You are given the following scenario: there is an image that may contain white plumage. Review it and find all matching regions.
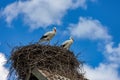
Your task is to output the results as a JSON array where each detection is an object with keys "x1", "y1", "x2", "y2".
[
  {"x1": 39, "y1": 27, "x2": 56, "y2": 44},
  {"x1": 61, "y1": 37, "x2": 74, "y2": 50}
]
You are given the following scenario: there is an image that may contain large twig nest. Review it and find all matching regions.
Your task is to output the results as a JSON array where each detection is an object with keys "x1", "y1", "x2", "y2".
[{"x1": 9, "y1": 44, "x2": 86, "y2": 80}]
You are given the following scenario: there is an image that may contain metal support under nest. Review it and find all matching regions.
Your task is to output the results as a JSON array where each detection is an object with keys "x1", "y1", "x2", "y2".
[{"x1": 26, "y1": 68, "x2": 48, "y2": 80}]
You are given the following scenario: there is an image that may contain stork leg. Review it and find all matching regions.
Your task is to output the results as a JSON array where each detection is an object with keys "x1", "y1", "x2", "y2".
[{"x1": 48, "y1": 41, "x2": 50, "y2": 45}]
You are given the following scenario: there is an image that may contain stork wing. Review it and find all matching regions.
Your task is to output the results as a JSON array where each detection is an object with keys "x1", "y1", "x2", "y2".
[
  {"x1": 61, "y1": 40, "x2": 69, "y2": 47},
  {"x1": 40, "y1": 31, "x2": 53, "y2": 39},
  {"x1": 40, "y1": 35, "x2": 48, "y2": 40}
]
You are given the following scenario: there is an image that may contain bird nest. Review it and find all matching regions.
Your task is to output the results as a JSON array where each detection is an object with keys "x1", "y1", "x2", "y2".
[{"x1": 8, "y1": 44, "x2": 86, "y2": 80}]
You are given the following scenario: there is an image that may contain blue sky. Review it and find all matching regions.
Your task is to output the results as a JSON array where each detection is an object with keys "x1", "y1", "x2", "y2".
[{"x1": 0, "y1": 0, "x2": 120, "y2": 80}]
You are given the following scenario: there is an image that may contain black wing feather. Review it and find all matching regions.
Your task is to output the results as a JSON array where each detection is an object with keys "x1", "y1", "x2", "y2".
[
  {"x1": 61, "y1": 42, "x2": 67, "y2": 47},
  {"x1": 40, "y1": 35, "x2": 48, "y2": 40},
  {"x1": 61, "y1": 44, "x2": 65, "y2": 47}
]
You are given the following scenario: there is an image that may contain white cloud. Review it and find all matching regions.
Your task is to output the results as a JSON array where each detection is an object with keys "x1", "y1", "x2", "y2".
[
  {"x1": 0, "y1": 52, "x2": 9, "y2": 80},
  {"x1": 105, "y1": 42, "x2": 120, "y2": 64},
  {"x1": 83, "y1": 42, "x2": 120, "y2": 80},
  {"x1": 71, "y1": 0, "x2": 87, "y2": 9},
  {"x1": 69, "y1": 17, "x2": 111, "y2": 40},
  {"x1": 84, "y1": 63, "x2": 120, "y2": 80},
  {"x1": 68, "y1": 17, "x2": 120, "y2": 80},
  {"x1": 1, "y1": 0, "x2": 93, "y2": 30}
]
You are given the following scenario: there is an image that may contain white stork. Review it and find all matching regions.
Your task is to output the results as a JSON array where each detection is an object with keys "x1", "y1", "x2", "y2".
[
  {"x1": 61, "y1": 36, "x2": 74, "y2": 50},
  {"x1": 39, "y1": 27, "x2": 56, "y2": 44}
]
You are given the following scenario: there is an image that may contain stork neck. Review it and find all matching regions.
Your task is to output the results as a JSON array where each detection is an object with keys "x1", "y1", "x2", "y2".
[{"x1": 70, "y1": 38, "x2": 73, "y2": 42}]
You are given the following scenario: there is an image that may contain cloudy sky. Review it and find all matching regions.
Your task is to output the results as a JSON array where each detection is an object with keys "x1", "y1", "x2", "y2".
[{"x1": 0, "y1": 0, "x2": 120, "y2": 80}]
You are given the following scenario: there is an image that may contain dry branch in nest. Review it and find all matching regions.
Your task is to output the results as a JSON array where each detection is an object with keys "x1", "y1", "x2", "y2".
[{"x1": 8, "y1": 44, "x2": 87, "y2": 80}]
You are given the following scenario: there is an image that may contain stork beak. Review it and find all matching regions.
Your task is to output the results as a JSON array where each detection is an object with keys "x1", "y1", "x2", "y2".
[
  {"x1": 53, "y1": 27, "x2": 56, "y2": 32},
  {"x1": 54, "y1": 29, "x2": 56, "y2": 32}
]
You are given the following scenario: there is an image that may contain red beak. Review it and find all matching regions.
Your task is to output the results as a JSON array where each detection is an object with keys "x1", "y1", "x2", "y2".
[{"x1": 54, "y1": 29, "x2": 56, "y2": 32}]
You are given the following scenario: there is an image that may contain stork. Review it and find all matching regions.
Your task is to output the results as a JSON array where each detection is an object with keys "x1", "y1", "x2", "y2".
[
  {"x1": 61, "y1": 36, "x2": 74, "y2": 50},
  {"x1": 39, "y1": 27, "x2": 56, "y2": 44}
]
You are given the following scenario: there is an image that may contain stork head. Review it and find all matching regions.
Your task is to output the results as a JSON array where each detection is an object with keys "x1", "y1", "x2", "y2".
[
  {"x1": 53, "y1": 27, "x2": 56, "y2": 32},
  {"x1": 70, "y1": 36, "x2": 74, "y2": 41}
]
